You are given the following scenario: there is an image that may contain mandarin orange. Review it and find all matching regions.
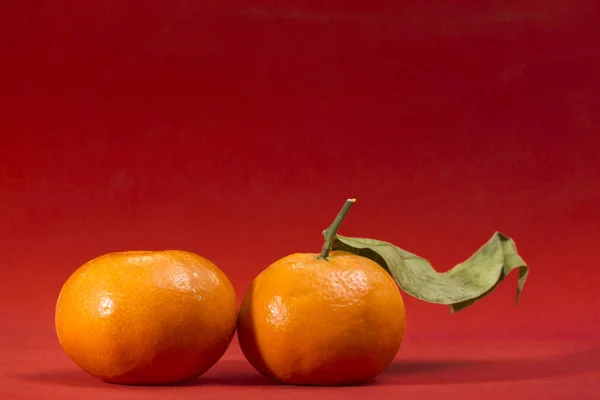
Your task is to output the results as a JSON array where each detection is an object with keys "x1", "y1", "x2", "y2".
[
  {"x1": 237, "y1": 199, "x2": 406, "y2": 385},
  {"x1": 55, "y1": 250, "x2": 237, "y2": 385}
]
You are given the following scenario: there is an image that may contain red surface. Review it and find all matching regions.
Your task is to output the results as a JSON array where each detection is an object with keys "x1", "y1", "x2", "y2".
[{"x1": 1, "y1": 1, "x2": 600, "y2": 398}]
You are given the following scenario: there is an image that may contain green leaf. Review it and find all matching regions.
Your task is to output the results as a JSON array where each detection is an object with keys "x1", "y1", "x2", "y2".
[{"x1": 330, "y1": 232, "x2": 529, "y2": 313}]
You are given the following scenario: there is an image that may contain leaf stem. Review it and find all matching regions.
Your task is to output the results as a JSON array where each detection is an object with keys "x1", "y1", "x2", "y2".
[{"x1": 318, "y1": 198, "x2": 357, "y2": 260}]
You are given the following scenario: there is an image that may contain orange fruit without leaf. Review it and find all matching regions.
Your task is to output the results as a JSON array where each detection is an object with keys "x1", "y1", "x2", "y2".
[
  {"x1": 55, "y1": 250, "x2": 238, "y2": 385},
  {"x1": 237, "y1": 199, "x2": 406, "y2": 385}
]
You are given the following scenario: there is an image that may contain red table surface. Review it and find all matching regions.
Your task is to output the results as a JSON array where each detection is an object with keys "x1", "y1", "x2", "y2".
[{"x1": 1, "y1": 1, "x2": 600, "y2": 398}]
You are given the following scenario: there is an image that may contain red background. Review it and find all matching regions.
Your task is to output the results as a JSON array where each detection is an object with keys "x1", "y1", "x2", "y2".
[{"x1": 1, "y1": 1, "x2": 599, "y2": 398}]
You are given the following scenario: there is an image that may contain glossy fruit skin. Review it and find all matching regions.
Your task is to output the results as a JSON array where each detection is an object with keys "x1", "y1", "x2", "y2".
[
  {"x1": 55, "y1": 250, "x2": 238, "y2": 385},
  {"x1": 237, "y1": 250, "x2": 406, "y2": 386}
]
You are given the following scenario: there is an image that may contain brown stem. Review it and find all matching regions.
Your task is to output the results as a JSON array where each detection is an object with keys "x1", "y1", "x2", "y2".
[{"x1": 318, "y1": 198, "x2": 356, "y2": 260}]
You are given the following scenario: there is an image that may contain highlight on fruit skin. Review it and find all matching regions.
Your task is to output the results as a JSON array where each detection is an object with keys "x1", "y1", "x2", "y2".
[
  {"x1": 237, "y1": 198, "x2": 407, "y2": 386},
  {"x1": 55, "y1": 250, "x2": 238, "y2": 385}
]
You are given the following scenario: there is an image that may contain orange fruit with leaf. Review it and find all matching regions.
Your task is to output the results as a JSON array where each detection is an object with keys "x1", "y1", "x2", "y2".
[
  {"x1": 55, "y1": 250, "x2": 238, "y2": 385},
  {"x1": 238, "y1": 199, "x2": 529, "y2": 385}
]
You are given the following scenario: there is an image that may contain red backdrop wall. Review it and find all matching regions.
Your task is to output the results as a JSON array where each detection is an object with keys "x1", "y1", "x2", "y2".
[{"x1": 2, "y1": 0, "x2": 599, "y2": 369}]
